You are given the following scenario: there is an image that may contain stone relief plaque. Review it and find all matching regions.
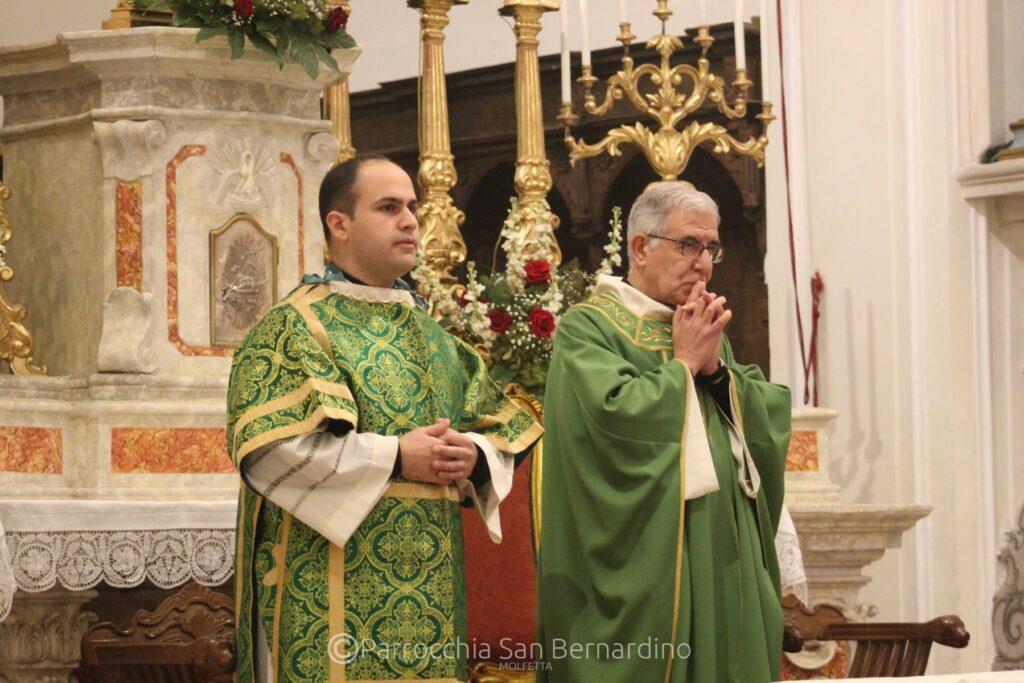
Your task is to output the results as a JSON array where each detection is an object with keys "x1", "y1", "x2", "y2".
[{"x1": 209, "y1": 214, "x2": 278, "y2": 347}]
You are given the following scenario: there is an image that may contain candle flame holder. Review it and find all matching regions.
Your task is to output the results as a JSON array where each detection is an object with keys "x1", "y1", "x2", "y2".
[{"x1": 560, "y1": 0, "x2": 773, "y2": 181}]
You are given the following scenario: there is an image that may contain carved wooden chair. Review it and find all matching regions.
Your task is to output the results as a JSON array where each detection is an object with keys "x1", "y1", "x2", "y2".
[
  {"x1": 76, "y1": 582, "x2": 236, "y2": 683},
  {"x1": 781, "y1": 594, "x2": 971, "y2": 678}
]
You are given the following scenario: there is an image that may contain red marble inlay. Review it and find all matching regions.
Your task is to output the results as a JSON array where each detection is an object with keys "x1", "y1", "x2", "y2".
[
  {"x1": 111, "y1": 427, "x2": 233, "y2": 474},
  {"x1": 115, "y1": 180, "x2": 143, "y2": 290},
  {"x1": 0, "y1": 427, "x2": 63, "y2": 474},
  {"x1": 786, "y1": 430, "x2": 819, "y2": 472},
  {"x1": 280, "y1": 152, "x2": 305, "y2": 275},
  {"x1": 165, "y1": 145, "x2": 231, "y2": 357}
]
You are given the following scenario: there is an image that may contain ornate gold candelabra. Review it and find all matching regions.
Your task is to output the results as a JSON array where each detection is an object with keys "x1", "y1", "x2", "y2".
[
  {"x1": 102, "y1": 0, "x2": 173, "y2": 29},
  {"x1": 500, "y1": 0, "x2": 563, "y2": 267},
  {"x1": 324, "y1": 0, "x2": 356, "y2": 165},
  {"x1": 558, "y1": 0, "x2": 774, "y2": 181},
  {"x1": 0, "y1": 182, "x2": 46, "y2": 375},
  {"x1": 409, "y1": 0, "x2": 468, "y2": 291}
]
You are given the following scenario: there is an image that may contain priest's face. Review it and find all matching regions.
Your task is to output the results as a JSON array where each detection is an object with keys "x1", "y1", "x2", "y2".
[
  {"x1": 326, "y1": 160, "x2": 420, "y2": 286},
  {"x1": 630, "y1": 208, "x2": 718, "y2": 307}
]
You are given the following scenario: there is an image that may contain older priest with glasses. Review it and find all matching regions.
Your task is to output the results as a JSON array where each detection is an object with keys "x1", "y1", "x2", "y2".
[{"x1": 537, "y1": 183, "x2": 792, "y2": 682}]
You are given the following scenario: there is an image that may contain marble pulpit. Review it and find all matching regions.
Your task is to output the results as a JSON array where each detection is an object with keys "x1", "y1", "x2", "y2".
[{"x1": 0, "y1": 26, "x2": 356, "y2": 682}]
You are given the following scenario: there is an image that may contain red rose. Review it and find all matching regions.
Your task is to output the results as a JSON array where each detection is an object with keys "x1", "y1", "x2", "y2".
[
  {"x1": 527, "y1": 308, "x2": 556, "y2": 338},
  {"x1": 233, "y1": 0, "x2": 254, "y2": 19},
  {"x1": 326, "y1": 7, "x2": 349, "y2": 33},
  {"x1": 524, "y1": 259, "x2": 552, "y2": 286},
  {"x1": 487, "y1": 309, "x2": 513, "y2": 334}
]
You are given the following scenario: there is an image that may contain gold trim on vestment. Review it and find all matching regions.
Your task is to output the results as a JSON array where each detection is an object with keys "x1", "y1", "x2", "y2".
[
  {"x1": 234, "y1": 404, "x2": 359, "y2": 468},
  {"x1": 292, "y1": 284, "x2": 337, "y2": 364},
  {"x1": 575, "y1": 296, "x2": 673, "y2": 351},
  {"x1": 382, "y1": 481, "x2": 460, "y2": 502},
  {"x1": 236, "y1": 486, "x2": 264, "y2": 683},
  {"x1": 271, "y1": 511, "x2": 292, "y2": 681},
  {"x1": 329, "y1": 541, "x2": 346, "y2": 682},
  {"x1": 468, "y1": 399, "x2": 521, "y2": 432},
  {"x1": 665, "y1": 358, "x2": 689, "y2": 683},
  {"x1": 232, "y1": 376, "x2": 356, "y2": 444},
  {"x1": 479, "y1": 419, "x2": 545, "y2": 454},
  {"x1": 727, "y1": 367, "x2": 746, "y2": 435}
]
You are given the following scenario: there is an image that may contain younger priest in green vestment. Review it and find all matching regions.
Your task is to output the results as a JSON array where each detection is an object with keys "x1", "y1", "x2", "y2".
[
  {"x1": 228, "y1": 156, "x2": 542, "y2": 683},
  {"x1": 537, "y1": 183, "x2": 791, "y2": 682}
]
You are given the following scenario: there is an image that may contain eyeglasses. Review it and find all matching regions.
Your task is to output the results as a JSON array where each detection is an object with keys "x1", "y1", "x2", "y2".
[{"x1": 646, "y1": 234, "x2": 725, "y2": 263}]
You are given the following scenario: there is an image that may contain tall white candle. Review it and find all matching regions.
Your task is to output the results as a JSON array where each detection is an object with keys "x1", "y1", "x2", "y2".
[
  {"x1": 560, "y1": 4, "x2": 571, "y2": 102},
  {"x1": 699, "y1": 0, "x2": 708, "y2": 26},
  {"x1": 759, "y1": 0, "x2": 771, "y2": 99},
  {"x1": 578, "y1": 0, "x2": 591, "y2": 68},
  {"x1": 618, "y1": 0, "x2": 628, "y2": 26},
  {"x1": 734, "y1": 0, "x2": 746, "y2": 71}
]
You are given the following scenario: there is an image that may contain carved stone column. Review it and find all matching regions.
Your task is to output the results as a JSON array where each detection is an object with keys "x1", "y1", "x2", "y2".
[
  {"x1": 993, "y1": 502, "x2": 1024, "y2": 670},
  {"x1": 500, "y1": 0, "x2": 562, "y2": 266},
  {"x1": 0, "y1": 588, "x2": 97, "y2": 683},
  {"x1": 408, "y1": 0, "x2": 468, "y2": 286}
]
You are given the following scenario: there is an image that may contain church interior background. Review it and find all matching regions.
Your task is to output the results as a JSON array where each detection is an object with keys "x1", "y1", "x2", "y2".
[{"x1": 0, "y1": 0, "x2": 1022, "y2": 680}]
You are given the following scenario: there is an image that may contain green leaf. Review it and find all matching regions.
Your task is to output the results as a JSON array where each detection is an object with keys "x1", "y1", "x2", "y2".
[
  {"x1": 248, "y1": 31, "x2": 284, "y2": 66},
  {"x1": 276, "y1": 30, "x2": 290, "y2": 58},
  {"x1": 227, "y1": 28, "x2": 245, "y2": 59},
  {"x1": 331, "y1": 30, "x2": 357, "y2": 49},
  {"x1": 289, "y1": 41, "x2": 320, "y2": 79},
  {"x1": 310, "y1": 42, "x2": 339, "y2": 73},
  {"x1": 195, "y1": 25, "x2": 227, "y2": 42}
]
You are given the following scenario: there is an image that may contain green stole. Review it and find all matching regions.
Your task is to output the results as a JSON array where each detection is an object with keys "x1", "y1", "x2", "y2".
[
  {"x1": 228, "y1": 283, "x2": 542, "y2": 682},
  {"x1": 537, "y1": 290, "x2": 791, "y2": 683}
]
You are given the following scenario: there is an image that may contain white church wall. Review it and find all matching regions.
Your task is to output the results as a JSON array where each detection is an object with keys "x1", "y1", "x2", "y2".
[{"x1": 772, "y1": 0, "x2": 1022, "y2": 673}]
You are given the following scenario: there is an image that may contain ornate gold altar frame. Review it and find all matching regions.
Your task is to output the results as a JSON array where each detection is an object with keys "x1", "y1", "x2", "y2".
[
  {"x1": 0, "y1": 181, "x2": 46, "y2": 375},
  {"x1": 208, "y1": 213, "x2": 279, "y2": 348}
]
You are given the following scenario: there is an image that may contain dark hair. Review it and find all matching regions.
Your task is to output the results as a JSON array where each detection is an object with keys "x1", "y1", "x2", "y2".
[{"x1": 318, "y1": 153, "x2": 392, "y2": 242}]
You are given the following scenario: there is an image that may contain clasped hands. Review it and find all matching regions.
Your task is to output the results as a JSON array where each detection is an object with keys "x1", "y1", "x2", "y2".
[
  {"x1": 397, "y1": 418, "x2": 477, "y2": 485},
  {"x1": 672, "y1": 281, "x2": 732, "y2": 376}
]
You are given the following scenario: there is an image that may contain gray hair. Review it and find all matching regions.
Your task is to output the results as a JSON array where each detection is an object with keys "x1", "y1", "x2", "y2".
[{"x1": 626, "y1": 183, "x2": 720, "y2": 267}]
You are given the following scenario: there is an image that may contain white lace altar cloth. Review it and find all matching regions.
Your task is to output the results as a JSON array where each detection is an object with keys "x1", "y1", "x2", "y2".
[
  {"x1": 0, "y1": 500, "x2": 236, "y2": 621},
  {"x1": 777, "y1": 504, "x2": 809, "y2": 604},
  {"x1": 0, "y1": 499, "x2": 810, "y2": 622}
]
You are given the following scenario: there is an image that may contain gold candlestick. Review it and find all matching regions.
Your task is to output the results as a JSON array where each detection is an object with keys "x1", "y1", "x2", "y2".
[
  {"x1": 500, "y1": 0, "x2": 562, "y2": 267},
  {"x1": 324, "y1": 1, "x2": 356, "y2": 165},
  {"x1": 0, "y1": 181, "x2": 46, "y2": 375},
  {"x1": 561, "y1": 3, "x2": 772, "y2": 181},
  {"x1": 408, "y1": 0, "x2": 468, "y2": 289}
]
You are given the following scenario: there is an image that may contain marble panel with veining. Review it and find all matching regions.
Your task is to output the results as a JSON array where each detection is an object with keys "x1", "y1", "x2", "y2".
[{"x1": 0, "y1": 84, "x2": 100, "y2": 127}]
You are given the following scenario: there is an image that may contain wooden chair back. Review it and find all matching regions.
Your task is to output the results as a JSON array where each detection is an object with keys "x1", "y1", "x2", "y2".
[
  {"x1": 76, "y1": 582, "x2": 236, "y2": 683},
  {"x1": 782, "y1": 594, "x2": 970, "y2": 677}
]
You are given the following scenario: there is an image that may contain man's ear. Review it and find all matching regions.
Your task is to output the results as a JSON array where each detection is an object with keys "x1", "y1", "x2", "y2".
[
  {"x1": 325, "y1": 210, "x2": 349, "y2": 244},
  {"x1": 629, "y1": 232, "x2": 648, "y2": 267}
]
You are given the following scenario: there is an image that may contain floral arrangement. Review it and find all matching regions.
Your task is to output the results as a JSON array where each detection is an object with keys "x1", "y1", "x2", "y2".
[
  {"x1": 415, "y1": 201, "x2": 624, "y2": 398},
  {"x1": 133, "y1": 0, "x2": 355, "y2": 79}
]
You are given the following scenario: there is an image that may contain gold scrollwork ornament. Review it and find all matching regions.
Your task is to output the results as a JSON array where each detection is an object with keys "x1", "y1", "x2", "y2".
[
  {"x1": 563, "y1": 12, "x2": 774, "y2": 181},
  {"x1": 0, "y1": 182, "x2": 47, "y2": 375}
]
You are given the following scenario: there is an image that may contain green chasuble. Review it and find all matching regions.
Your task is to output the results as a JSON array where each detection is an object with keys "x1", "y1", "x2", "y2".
[
  {"x1": 537, "y1": 278, "x2": 791, "y2": 683},
  {"x1": 228, "y1": 282, "x2": 542, "y2": 683}
]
